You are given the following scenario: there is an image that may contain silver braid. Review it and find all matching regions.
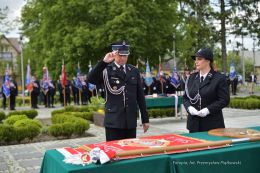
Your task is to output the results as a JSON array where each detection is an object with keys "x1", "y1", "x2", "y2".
[
  {"x1": 103, "y1": 69, "x2": 125, "y2": 107},
  {"x1": 185, "y1": 75, "x2": 201, "y2": 105}
]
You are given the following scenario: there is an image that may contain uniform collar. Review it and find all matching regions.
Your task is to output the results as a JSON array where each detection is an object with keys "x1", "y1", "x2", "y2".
[{"x1": 114, "y1": 62, "x2": 126, "y2": 69}]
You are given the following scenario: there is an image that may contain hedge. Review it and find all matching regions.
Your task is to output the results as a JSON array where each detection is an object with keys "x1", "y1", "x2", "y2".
[
  {"x1": 229, "y1": 97, "x2": 260, "y2": 109},
  {"x1": 49, "y1": 113, "x2": 90, "y2": 138},
  {"x1": 0, "y1": 111, "x2": 5, "y2": 122},
  {"x1": 8, "y1": 110, "x2": 38, "y2": 119},
  {"x1": 13, "y1": 119, "x2": 42, "y2": 142},
  {"x1": 0, "y1": 124, "x2": 15, "y2": 143},
  {"x1": 4, "y1": 115, "x2": 28, "y2": 126}
]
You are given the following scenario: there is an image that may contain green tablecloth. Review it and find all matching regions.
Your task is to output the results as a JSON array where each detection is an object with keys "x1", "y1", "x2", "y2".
[
  {"x1": 40, "y1": 126, "x2": 260, "y2": 173},
  {"x1": 145, "y1": 96, "x2": 183, "y2": 109}
]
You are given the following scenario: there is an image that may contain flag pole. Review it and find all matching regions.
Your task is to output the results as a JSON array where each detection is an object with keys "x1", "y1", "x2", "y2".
[
  {"x1": 78, "y1": 62, "x2": 82, "y2": 105},
  {"x1": 63, "y1": 59, "x2": 66, "y2": 107},
  {"x1": 159, "y1": 56, "x2": 164, "y2": 94},
  {"x1": 28, "y1": 59, "x2": 32, "y2": 107}
]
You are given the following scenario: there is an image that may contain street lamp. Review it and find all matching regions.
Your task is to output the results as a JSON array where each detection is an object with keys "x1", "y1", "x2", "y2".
[{"x1": 20, "y1": 36, "x2": 25, "y2": 105}]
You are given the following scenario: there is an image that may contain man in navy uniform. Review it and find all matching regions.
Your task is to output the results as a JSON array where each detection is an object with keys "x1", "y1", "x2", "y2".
[{"x1": 88, "y1": 40, "x2": 149, "y2": 141}]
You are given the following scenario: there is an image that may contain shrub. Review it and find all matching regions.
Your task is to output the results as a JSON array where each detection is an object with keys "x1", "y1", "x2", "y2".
[
  {"x1": 13, "y1": 119, "x2": 42, "y2": 142},
  {"x1": 48, "y1": 124, "x2": 63, "y2": 137},
  {"x1": 51, "y1": 109, "x2": 66, "y2": 116},
  {"x1": 4, "y1": 115, "x2": 28, "y2": 125},
  {"x1": 8, "y1": 110, "x2": 38, "y2": 119},
  {"x1": 0, "y1": 111, "x2": 5, "y2": 122},
  {"x1": 0, "y1": 124, "x2": 15, "y2": 143},
  {"x1": 49, "y1": 113, "x2": 90, "y2": 137},
  {"x1": 61, "y1": 122, "x2": 74, "y2": 138},
  {"x1": 73, "y1": 119, "x2": 90, "y2": 136}
]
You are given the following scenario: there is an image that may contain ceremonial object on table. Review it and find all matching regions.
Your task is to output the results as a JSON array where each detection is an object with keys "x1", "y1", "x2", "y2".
[
  {"x1": 57, "y1": 134, "x2": 227, "y2": 165},
  {"x1": 208, "y1": 128, "x2": 260, "y2": 138}
]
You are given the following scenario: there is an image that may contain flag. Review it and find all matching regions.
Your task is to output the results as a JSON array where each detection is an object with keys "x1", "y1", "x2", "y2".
[
  {"x1": 42, "y1": 66, "x2": 49, "y2": 93},
  {"x1": 61, "y1": 64, "x2": 67, "y2": 88},
  {"x1": 26, "y1": 63, "x2": 33, "y2": 92},
  {"x1": 88, "y1": 61, "x2": 95, "y2": 91},
  {"x1": 3, "y1": 67, "x2": 10, "y2": 98},
  {"x1": 229, "y1": 60, "x2": 236, "y2": 81},
  {"x1": 75, "y1": 64, "x2": 82, "y2": 90},
  {"x1": 145, "y1": 60, "x2": 153, "y2": 86},
  {"x1": 170, "y1": 66, "x2": 180, "y2": 89},
  {"x1": 156, "y1": 56, "x2": 164, "y2": 82}
]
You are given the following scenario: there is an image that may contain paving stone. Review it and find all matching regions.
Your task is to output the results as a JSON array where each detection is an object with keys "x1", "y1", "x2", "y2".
[
  {"x1": 18, "y1": 159, "x2": 42, "y2": 168},
  {"x1": 13, "y1": 152, "x2": 43, "y2": 160},
  {"x1": 0, "y1": 163, "x2": 9, "y2": 172},
  {"x1": 8, "y1": 146, "x2": 37, "y2": 154},
  {"x1": 26, "y1": 167, "x2": 41, "y2": 173}
]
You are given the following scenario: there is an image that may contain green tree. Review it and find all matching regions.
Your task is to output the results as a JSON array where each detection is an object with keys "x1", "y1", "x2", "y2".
[
  {"x1": 211, "y1": 0, "x2": 260, "y2": 73},
  {"x1": 21, "y1": 0, "x2": 178, "y2": 79}
]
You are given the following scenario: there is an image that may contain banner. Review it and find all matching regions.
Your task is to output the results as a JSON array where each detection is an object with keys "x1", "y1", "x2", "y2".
[
  {"x1": 42, "y1": 66, "x2": 49, "y2": 94},
  {"x1": 3, "y1": 67, "x2": 10, "y2": 98},
  {"x1": 145, "y1": 60, "x2": 153, "y2": 87},
  {"x1": 76, "y1": 65, "x2": 82, "y2": 90},
  {"x1": 88, "y1": 62, "x2": 95, "y2": 91},
  {"x1": 61, "y1": 64, "x2": 67, "y2": 88},
  {"x1": 229, "y1": 60, "x2": 236, "y2": 81},
  {"x1": 170, "y1": 66, "x2": 180, "y2": 88},
  {"x1": 57, "y1": 134, "x2": 226, "y2": 165},
  {"x1": 26, "y1": 63, "x2": 33, "y2": 92}
]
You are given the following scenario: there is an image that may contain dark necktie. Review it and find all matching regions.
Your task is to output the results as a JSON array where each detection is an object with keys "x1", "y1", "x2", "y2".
[
  {"x1": 120, "y1": 65, "x2": 126, "y2": 78},
  {"x1": 200, "y1": 76, "x2": 204, "y2": 83}
]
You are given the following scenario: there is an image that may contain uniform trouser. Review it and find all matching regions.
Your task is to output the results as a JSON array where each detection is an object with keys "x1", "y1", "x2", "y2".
[
  {"x1": 50, "y1": 94, "x2": 55, "y2": 106},
  {"x1": 2, "y1": 95, "x2": 6, "y2": 109},
  {"x1": 31, "y1": 92, "x2": 38, "y2": 108},
  {"x1": 73, "y1": 91, "x2": 79, "y2": 105},
  {"x1": 44, "y1": 92, "x2": 50, "y2": 107},
  {"x1": 10, "y1": 94, "x2": 16, "y2": 110},
  {"x1": 249, "y1": 82, "x2": 255, "y2": 93},
  {"x1": 105, "y1": 127, "x2": 136, "y2": 141}
]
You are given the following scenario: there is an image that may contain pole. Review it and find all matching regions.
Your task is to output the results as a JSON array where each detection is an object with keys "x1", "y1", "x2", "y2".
[
  {"x1": 173, "y1": 33, "x2": 176, "y2": 64},
  {"x1": 241, "y1": 34, "x2": 245, "y2": 84},
  {"x1": 20, "y1": 36, "x2": 25, "y2": 105},
  {"x1": 253, "y1": 37, "x2": 256, "y2": 75}
]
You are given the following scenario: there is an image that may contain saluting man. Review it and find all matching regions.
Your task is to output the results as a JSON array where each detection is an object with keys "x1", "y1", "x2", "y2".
[
  {"x1": 88, "y1": 40, "x2": 149, "y2": 141},
  {"x1": 183, "y1": 48, "x2": 230, "y2": 133}
]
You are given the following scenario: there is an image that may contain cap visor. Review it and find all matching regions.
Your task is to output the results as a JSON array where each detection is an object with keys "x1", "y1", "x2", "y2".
[{"x1": 118, "y1": 50, "x2": 130, "y2": 56}]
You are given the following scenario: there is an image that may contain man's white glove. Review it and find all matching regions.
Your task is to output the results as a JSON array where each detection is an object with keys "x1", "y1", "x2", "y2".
[
  {"x1": 188, "y1": 106, "x2": 199, "y2": 115},
  {"x1": 198, "y1": 108, "x2": 210, "y2": 117}
]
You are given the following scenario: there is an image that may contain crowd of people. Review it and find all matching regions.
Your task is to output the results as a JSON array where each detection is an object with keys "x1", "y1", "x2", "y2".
[{"x1": 1, "y1": 74, "x2": 105, "y2": 110}]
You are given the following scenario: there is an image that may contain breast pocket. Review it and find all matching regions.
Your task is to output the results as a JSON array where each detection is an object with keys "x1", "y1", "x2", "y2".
[{"x1": 130, "y1": 76, "x2": 137, "y2": 85}]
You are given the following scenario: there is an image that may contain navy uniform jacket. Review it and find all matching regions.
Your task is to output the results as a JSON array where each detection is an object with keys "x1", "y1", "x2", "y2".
[
  {"x1": 183, "y1": 69, "x2": 230, "y2": 132},
  {"x1": 88, "y1": 61, "x2": 149, "y2": 129}
]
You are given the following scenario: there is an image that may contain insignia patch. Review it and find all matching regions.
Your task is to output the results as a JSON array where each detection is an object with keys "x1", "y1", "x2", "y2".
[{"x1": 113, "y1": 67, "x2": 116, "y2": 70}]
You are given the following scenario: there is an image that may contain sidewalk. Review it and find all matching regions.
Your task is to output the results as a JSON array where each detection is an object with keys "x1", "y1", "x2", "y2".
[{"x1": 1, "y1": 92, "x2": 260, "y2": 173}]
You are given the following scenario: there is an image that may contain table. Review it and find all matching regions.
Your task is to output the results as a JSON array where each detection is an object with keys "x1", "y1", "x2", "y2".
[
  {"x1": 145, "y1": 96, "x2": 183, "y2": 109},
  {"x1": 40, "y1": 126, "x2": 260, "y2": 173},
  {"x1": 145, "y1": 96, "x2": 184, "y2": 118}
]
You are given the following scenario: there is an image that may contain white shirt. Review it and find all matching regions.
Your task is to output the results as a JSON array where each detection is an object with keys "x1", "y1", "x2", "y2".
[
  {"x1": 200, "y1": 72, "x2": 208, "y2": 82},
  {"x1": 114, "y1": 62, "x2": 126, "y2": 73}
]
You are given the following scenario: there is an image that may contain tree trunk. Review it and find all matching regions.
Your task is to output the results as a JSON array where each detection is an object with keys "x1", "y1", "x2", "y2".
[{"x1": 220, "y1": 0, "x2": 227, "y2": 73}]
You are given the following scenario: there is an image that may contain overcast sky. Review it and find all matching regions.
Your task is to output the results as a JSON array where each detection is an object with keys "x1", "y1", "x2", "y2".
[{"x1": 1, "y1": 0, "x2": 258, "y2": 51}]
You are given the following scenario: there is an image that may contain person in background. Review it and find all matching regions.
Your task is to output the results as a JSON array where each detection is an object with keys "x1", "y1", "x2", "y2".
[
  {"x1": 248, "y1": 72, "x2": 257, "y2": 94},
  {"x1": 9, "y1": 76, "x2": 18, "y2": 110},
  {"x1": 31, "y1": 76, "x2": 40, "y2": 109}
]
